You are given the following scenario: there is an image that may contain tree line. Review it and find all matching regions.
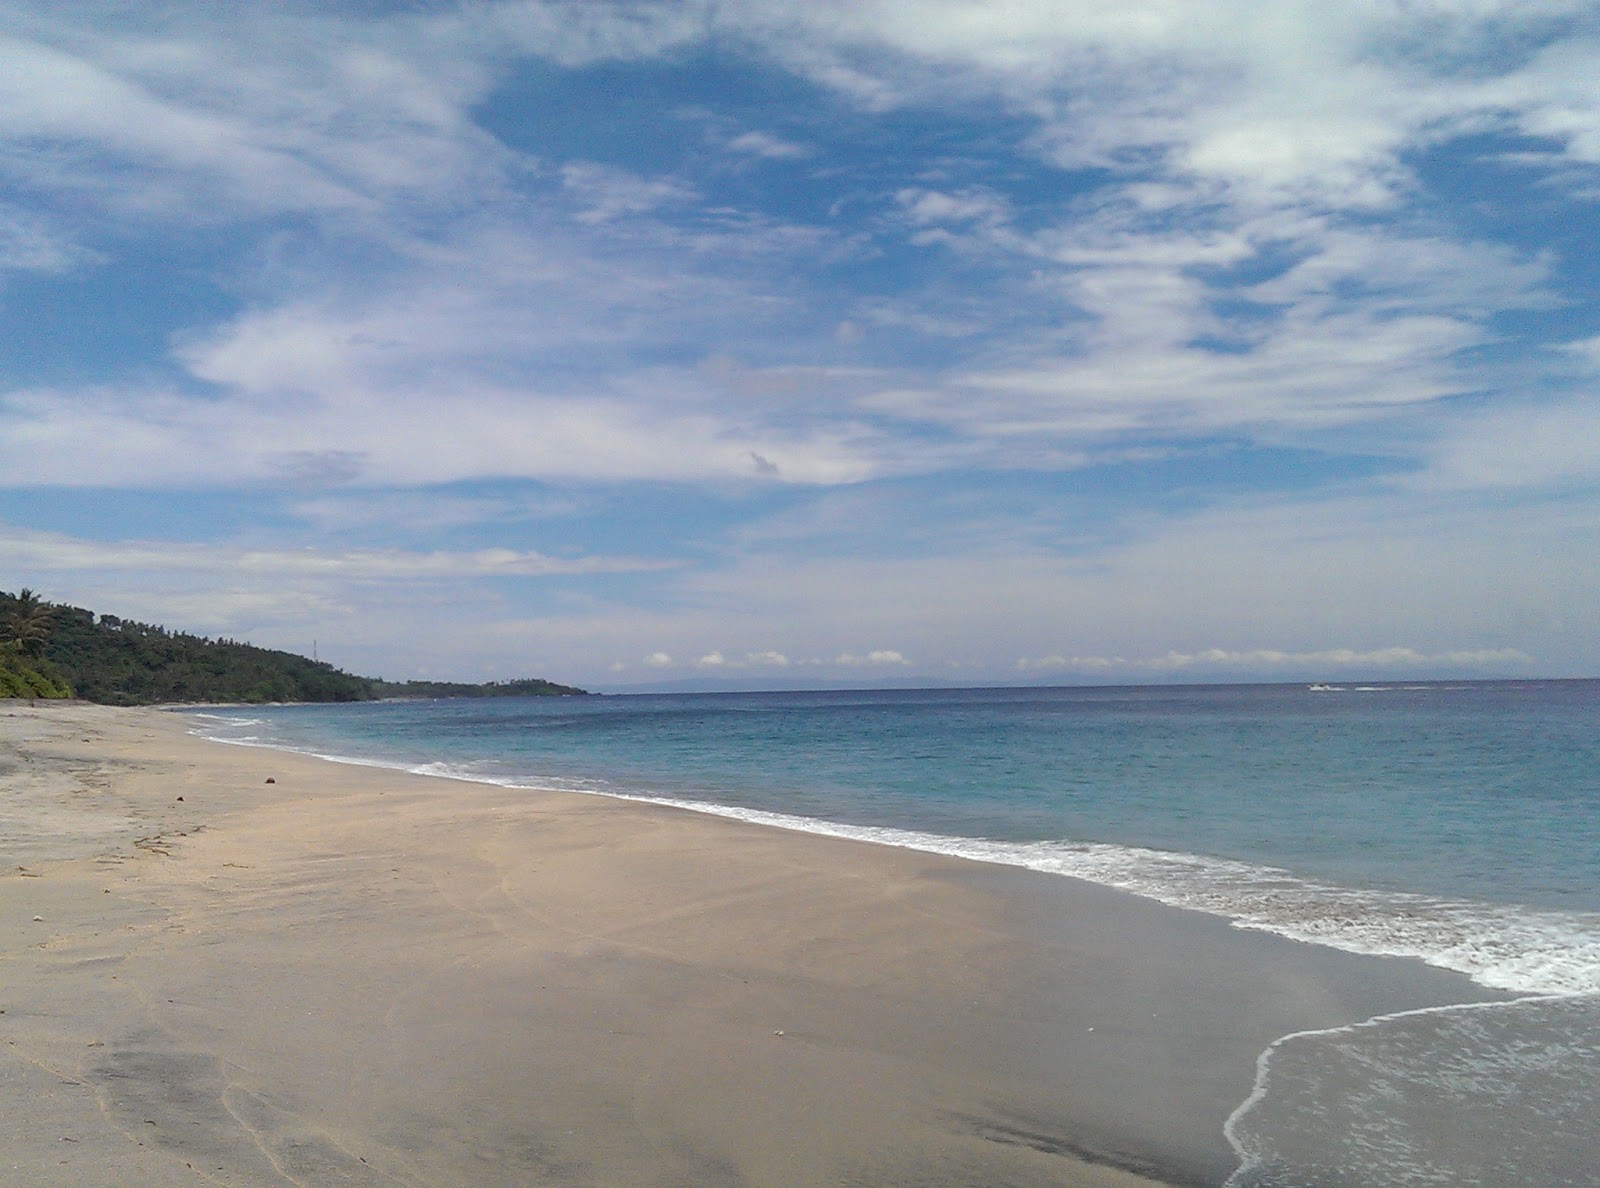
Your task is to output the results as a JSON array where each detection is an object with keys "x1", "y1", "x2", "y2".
[
  {"x1": 1, "y1": 589, "x2": 72, "y2": 698},
  {"x1": 0, "y1": 589, "x2": 587, "y2": 704}
]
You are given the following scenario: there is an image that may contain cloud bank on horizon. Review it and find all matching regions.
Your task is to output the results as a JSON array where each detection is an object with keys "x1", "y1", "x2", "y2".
[{"x1": 2, "y1": 0, "x2": 1597, "y2": 687}]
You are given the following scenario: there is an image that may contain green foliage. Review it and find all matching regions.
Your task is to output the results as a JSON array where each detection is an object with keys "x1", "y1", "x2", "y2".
[
  {"x1": 36, "y1": 600, "x2": 377, "y2": 705},
  {"x1": 0, "y1": 588, "x2": 72, "y2": 698},
  {"x1": 0, "y1": 651, "x2": 73, "y2": 698},
  {"x1": 0, "y1": 589, "x2": 588, "y2": 705},
  {"x1": 2, "y1": 588, "x2": 54, "y2": 658},
  {"x1": 369, "y1": 677, "x2": 589, "y2": 699}
]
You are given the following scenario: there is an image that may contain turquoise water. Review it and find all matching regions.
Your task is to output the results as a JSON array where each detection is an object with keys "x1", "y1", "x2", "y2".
[{"x1": 185, "y1": 679, "x2": 1600, "y2": 1185}]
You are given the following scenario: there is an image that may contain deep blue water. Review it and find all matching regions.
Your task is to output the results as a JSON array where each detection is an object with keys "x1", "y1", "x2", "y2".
[{"x1": 184, "y1": 679, "x2": 1600, "y2": 1185}]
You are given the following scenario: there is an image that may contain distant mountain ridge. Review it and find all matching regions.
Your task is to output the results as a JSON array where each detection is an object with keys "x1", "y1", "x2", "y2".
[{"x1": 0, "y1": 589, "x2": 587, "y2": 704}]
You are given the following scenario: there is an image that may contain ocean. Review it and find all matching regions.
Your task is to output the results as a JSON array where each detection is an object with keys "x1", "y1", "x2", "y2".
[{"x1": 184, "y1": 679, "x2": 1600, "y2": 1185}]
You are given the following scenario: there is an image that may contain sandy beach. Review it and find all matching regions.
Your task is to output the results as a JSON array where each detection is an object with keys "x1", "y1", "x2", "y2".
[{"x1": 2, "y1": 702, "x2": 1503, "y2": 1186}]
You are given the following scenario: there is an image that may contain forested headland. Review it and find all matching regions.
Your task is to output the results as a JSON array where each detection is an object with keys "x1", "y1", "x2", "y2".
[{"x1": 1, "y1": 589, "x2": 587, "y2": 704}]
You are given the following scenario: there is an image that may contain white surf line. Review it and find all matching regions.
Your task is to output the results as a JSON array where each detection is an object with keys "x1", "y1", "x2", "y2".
[
  {"x1": 1219, "y1": 991, "x2": 1589, "y2": 1187},
  {"x1": 185, "y1": 722, "x2": 1600, "y2": 998}
]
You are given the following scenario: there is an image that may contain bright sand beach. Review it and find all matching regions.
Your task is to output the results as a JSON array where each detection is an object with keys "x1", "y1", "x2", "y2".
[{"x1": 2, "y1": 702, "x2": 1507, "y2": 1187}]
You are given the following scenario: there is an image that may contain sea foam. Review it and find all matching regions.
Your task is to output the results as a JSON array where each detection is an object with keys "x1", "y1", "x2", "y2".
[
  {"x1": 613, "y1": 795, "x2": 1600, "y2": 998},
  {"x1": 1223, "y1": 994, "x2": 1600, "y2": 1186}
]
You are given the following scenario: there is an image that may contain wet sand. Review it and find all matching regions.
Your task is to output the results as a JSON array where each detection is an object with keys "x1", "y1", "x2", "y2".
[{"x1": 1, "y1": 702, "x2": 1501, "y2": 1186}]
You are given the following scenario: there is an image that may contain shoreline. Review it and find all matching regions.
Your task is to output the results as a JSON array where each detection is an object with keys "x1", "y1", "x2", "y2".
[
  {"x1": 3, "y1": 702, "x2": 1505, "y2": 1186},
  {"x1": 186, "y1": 699, "x2": 1600, "y2": 999}
]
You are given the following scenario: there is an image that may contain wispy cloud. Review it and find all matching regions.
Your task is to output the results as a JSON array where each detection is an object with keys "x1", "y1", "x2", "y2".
[
  {"x1": 289, "y1": 490, "x2": 584, "y2": 534},
  {"x1": 0, "y1": 11, "x2": 499, "y2": 238},
  {"x1": 0, "y1": 526, "x2": 672, "y2": 580},
  {"x1": 834, "y1": 649, "x2": 909, "y2": 667},
  {"x1": 2, "y1": 1, "x2": 1597, "y2": 683},
  {"x1": 1412, "y1": 397, "x2": 1600, "y2": 492},
  {"x1": 4, "y1": 1, "x2": 1587, "y2": 489},
  {"x1": 560, "y1": 161, "x2": 699, "y2": 224},
  {"x1": 725, "y1": 130, "x2": 810, "y2": 159},
  {"x1": 1016, "y1": 646, "x2": 1535, "y2": 674}
]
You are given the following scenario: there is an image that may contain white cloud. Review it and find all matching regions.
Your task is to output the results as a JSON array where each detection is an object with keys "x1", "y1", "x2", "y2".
[
  {"x1": 834, "y1": 649, "x2": 908, "y2": 666},
  {"x1": 23, "y1": 474, "x2": 1587, "y2": 685},
  {"x1": 0, "y1": 207, "x2": 98, "y2": 275},
  {"x1": 0, "y1": 525, "x2": 670, "y2": 580},
  {"x1": 1, "y1": 277, "x2": 890, "y2": 487},
  {"x1": 289, "y1": 490, "x2": 584, "y2": 534},
  {"x1": 3, "y1": 1, "x2": 1598, "y2": 687},
  {"x1": 1244, "y1": 228, "x2": 1554, "y2": 318},
  {"x1": 1016, "y1": 654, "x2": 1119, "y2": 672},
  {"x1": 896, "y1": 186, "x2": 1011, "y2": 230},
  {"x1": 454, "y1": 1, "x2": 710, "y2": 69},
  {"x1": 851, "y1": 300, "x2": 986, "y2": 339},
  {"x1": 733, "y1": 0, "x2": 1600, "y2": 206},
  {"x1": 85, "y1": 587, "x2": 349, "y2": 636},
  {"x1": 725, "y1": 130, "x2": 810, "y2": 159},
  {"x1": 1016, "y1": 646, "x2": 1535, "y2": 673},
  {"x1": 678, "y1": 649, "x2": 792, "y2": 670},
  {"x1": 1560, "y1": 335, "x2": 1600, "y2": 367},
  {"x1": 0, "y1": 13, "x2": 501, "y2": 232},
  {"x1": 20, "y1": 1, "x2": 1587, "y2": 250},
  {"x1": 865, "y1": 188, "x2": 1555, "y2": 447},
  {"x1": 1477, "y1": 34, "x2": 1600, "y2": 163},
  {"x1": 559, "y1": 161, "x2": 698, "y2": 224},
  {"x1": 863, "y1": 305, "x2": 1477, "y2": 441},
  {"x1": 1413, "y1": 397, "x2": 1600, "y2": 491},
  {"x1": 234, "y1": 547, "x2": 668, "y2": 580},
  {"x1": 0, "y1": 1, "x2": 1582, "y2": 493},
  {"x1": 657, "y1": 481, "x2": 1600, "y2": 682},
  {"x1": 0, "y1": 32, "x2": 357, "y2": 216}
]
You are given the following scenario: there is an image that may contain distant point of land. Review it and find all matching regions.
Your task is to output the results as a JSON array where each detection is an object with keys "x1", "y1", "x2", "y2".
[{"x1": 0, "y1": 588, "x2": 587, "y2": 705}]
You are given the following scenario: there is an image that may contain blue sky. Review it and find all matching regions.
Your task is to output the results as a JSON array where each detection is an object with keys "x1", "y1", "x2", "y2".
[{"x1": 2, "y1": 1, "x2": 1598, "y2": 690}]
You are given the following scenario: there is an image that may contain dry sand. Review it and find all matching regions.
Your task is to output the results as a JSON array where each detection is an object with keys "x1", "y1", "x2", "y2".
[{"x1": 1, "y1": 702, "x2": 1498, "y2": 1186}]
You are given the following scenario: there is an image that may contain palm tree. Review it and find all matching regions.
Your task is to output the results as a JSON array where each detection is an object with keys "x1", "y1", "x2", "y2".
[{"x1": 2, "y1": 589, "x2": 54, "y2": 658}]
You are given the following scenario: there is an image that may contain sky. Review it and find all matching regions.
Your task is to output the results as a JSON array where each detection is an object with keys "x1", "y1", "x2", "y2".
[{"x1": 2, "y1": 1, "x2": 1598, "y2": 691}]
